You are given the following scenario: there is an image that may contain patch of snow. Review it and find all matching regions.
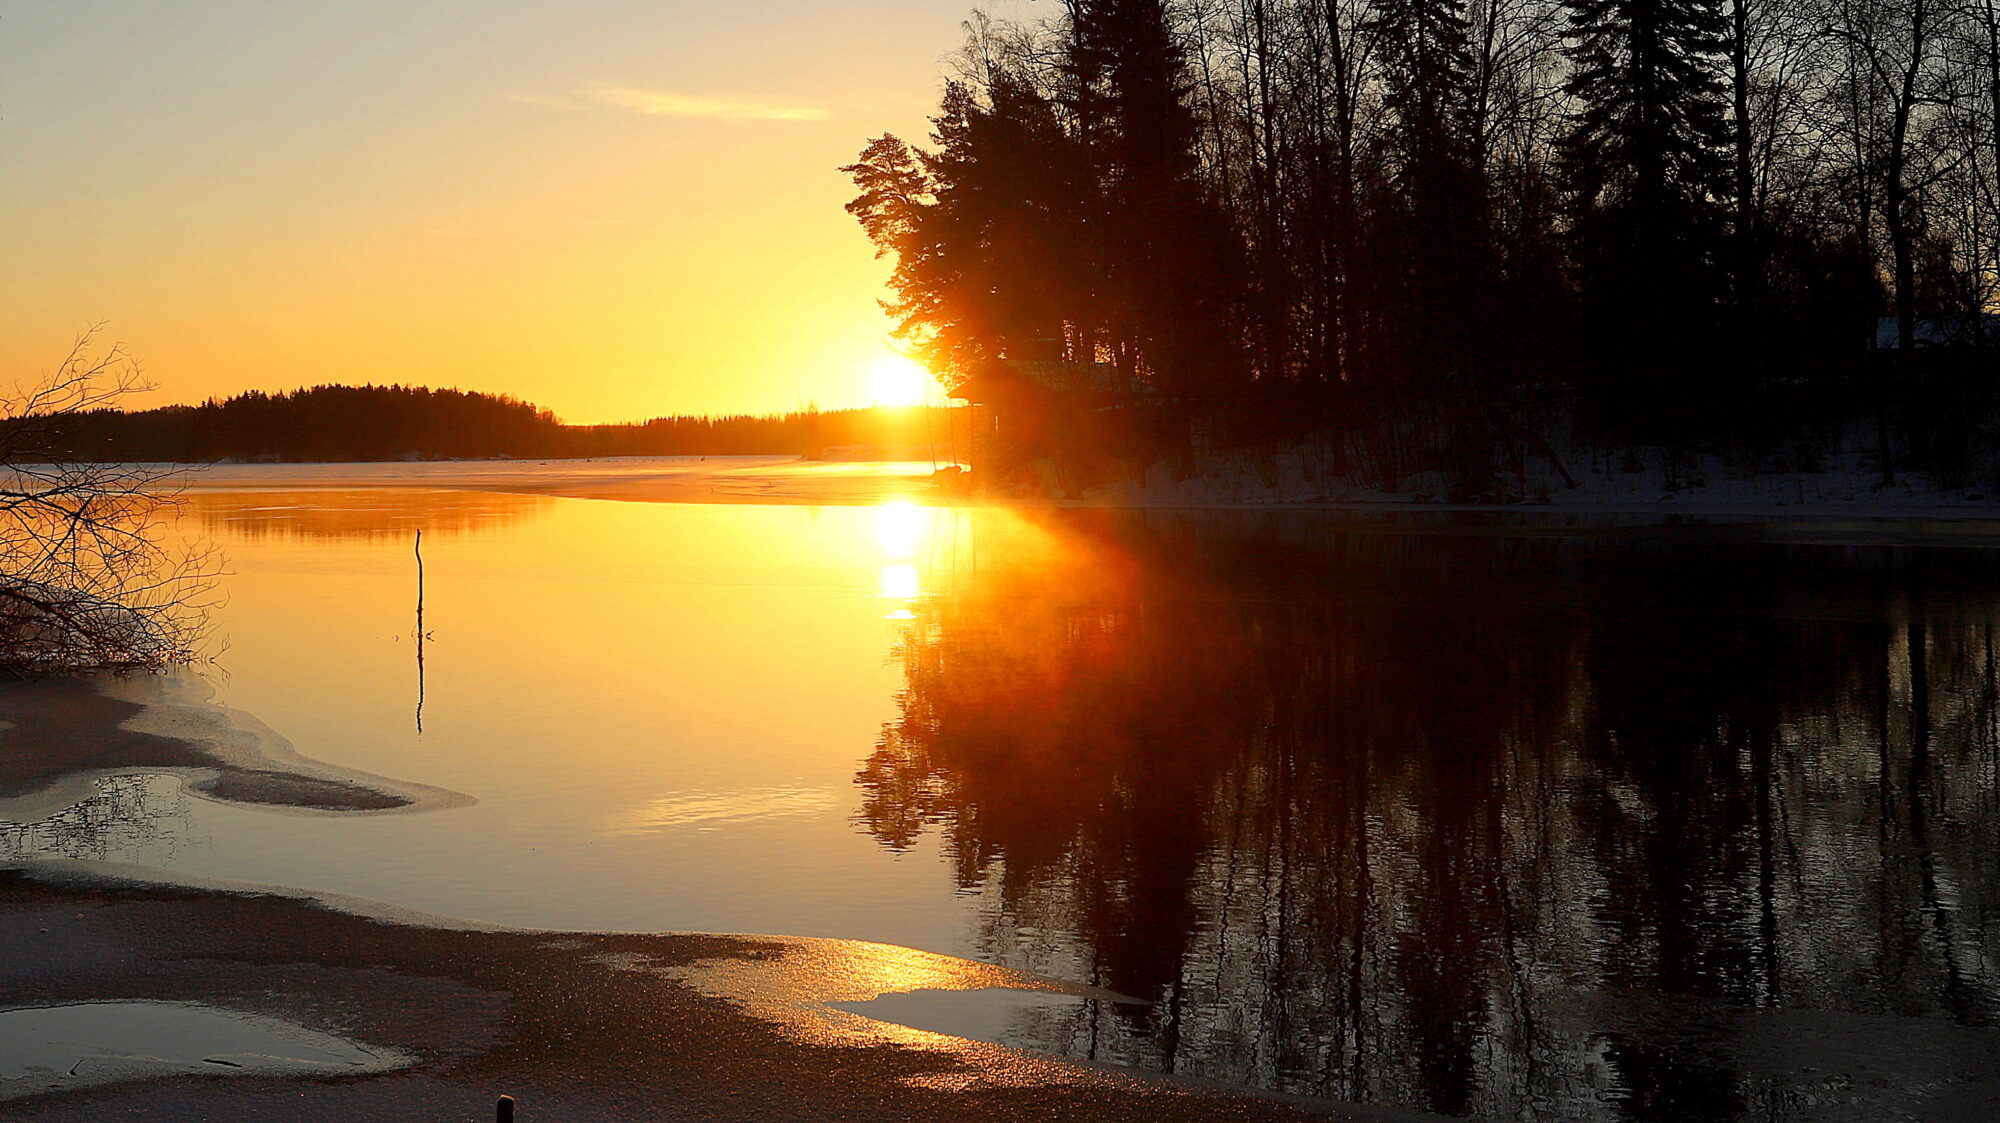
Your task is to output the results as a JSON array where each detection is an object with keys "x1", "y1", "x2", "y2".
[{"x1": 1090, "y1": 426, "x2": 2000, "y2": 518}]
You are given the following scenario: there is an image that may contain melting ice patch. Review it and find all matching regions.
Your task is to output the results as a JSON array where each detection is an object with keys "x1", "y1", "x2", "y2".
[{"x1": 0, "y1": 1001, "x2": 407, "y2": 1099}]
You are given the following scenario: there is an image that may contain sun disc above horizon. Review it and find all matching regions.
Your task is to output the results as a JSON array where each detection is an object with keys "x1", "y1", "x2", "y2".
[{"x1": 868, "y1": 355, "x2": 936, "y2": 407}]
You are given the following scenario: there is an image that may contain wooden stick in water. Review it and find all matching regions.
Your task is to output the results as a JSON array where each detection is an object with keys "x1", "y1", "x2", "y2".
[{"x1": 415, "y1": 530, "x2": 426, "y2": 734}]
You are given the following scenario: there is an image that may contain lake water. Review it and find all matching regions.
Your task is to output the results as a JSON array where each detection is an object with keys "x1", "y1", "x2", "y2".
[{"x1": 5, "y1": 468, "x2": 1999, "y2": 1120}]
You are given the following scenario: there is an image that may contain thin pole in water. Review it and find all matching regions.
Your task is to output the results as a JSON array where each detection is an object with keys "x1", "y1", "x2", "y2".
[
  {"x1": 496, "y1": 1094, "x2": 516, "y2": 1122},
  {"x1": 414, "y1": 530, "x2": 426, "y2": 734}
]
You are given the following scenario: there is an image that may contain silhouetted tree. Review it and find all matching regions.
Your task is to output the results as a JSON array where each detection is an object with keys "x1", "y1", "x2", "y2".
[
  {"x1": 1371, "y1": 0, "x2": 1485, "y2": 374},
  {"x1": 1065, "y1": 0, "x2": 1248, "y2": 400},
  {"x1": 1560, "y1": 0, "x2": 1732, "y2": 431},
  {"x1": 848, "y1": 0, "x2": 2000, "y2": 489},
  {"x1": 848, "y1": 70, "x2": 1103, "y2": 388}
]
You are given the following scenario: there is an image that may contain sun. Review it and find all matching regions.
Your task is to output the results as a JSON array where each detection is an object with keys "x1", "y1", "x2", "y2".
[{"x1": 868, "y1": 355, "x2": 933, "y2": 407}]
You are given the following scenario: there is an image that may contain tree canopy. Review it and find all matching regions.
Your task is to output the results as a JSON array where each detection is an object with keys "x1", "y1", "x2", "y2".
[{"x1": 846, "y1": 0, "x2": 2000, "y2": 488}]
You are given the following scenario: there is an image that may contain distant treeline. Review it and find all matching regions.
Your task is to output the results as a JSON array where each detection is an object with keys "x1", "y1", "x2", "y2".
[{"x1": 53, "y1": 384, "x2": 946, "y2": 462}]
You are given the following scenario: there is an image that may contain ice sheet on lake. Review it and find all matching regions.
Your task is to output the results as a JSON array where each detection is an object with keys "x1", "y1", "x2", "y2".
[
  {"x1": 0, "y1": 1000, "x2": 408, "y2": 1100},
  {"x1": 607, "y1": 785, "x2": 841, "y2": 834}
]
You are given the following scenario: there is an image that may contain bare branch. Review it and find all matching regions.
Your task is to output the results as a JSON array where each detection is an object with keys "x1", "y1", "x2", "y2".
[{"x1": 0, "y1": 327, "x2": 218, "y2": 674}]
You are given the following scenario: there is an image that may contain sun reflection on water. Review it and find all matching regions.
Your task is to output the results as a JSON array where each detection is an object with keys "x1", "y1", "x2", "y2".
[
  {"x1": 879, "y1": 563, "x2": 920, "y2": 602},
  {"x1": 876, "y1": 499, "x2": 929, "y2": 620},
  {"x1": 875, "y1": 501, "x2": 924, "y2": 558}
]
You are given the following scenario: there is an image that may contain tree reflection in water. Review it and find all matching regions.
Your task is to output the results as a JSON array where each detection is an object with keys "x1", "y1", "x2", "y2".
[
  {"x1": 1, "y1": 773, "x2": 196, "y2": 866},
  {"x1": 854, "y1": 510, "x2": 2000, "y2": 1119}
]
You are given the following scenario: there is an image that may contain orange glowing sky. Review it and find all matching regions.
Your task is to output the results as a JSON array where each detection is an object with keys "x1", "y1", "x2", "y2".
[{"x1": 1, "y1": 2, "x2": 1013, "y2": 422}]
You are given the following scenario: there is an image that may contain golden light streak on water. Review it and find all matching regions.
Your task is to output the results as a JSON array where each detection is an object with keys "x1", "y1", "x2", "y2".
[
  {"x1": 875, "y1": 501, "x2": 925, "y2": 559},
  {"x1": 879, "y1": 563, "x2": 920, "y2": 602}
]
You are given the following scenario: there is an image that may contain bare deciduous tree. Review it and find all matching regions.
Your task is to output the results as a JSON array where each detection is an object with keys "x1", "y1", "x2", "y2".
[{"x1": 0, "y1": 328, "x2": 218, "y2": 673}]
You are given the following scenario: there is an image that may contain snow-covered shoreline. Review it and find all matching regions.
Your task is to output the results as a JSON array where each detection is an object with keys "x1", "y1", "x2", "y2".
[{"x1": 1091, "y1": 441, "x2": 2000, "y2": 521}]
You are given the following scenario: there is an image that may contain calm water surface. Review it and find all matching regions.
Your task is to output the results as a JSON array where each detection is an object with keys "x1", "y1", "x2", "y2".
[{"x1": 7, "y1": 474, "x2": 1999, "y2": 1119}]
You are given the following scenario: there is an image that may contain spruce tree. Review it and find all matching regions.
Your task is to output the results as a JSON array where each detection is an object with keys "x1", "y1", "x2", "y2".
[
  {"x1": 1561, "y1": 0, "x2": 1731, "y2": 432},
  {"x1": 844, "y1": 78, "x2": 1096, "y2": 390},
  {"x1": 1062, "y1": 0, "x2": 1243, "y2": 399},
  {"x1": 1373, "y1": 0, "x2": 1475, "y2": 152},
  {"x1": 1367, "y1": 0, "x2": 1495, "y2": 400}
]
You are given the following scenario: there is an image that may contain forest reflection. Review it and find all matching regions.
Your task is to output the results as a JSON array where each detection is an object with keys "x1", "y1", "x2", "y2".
[
  {"x1": 855, "y1": 510, "x2": 2000, "y2": 1119},
  {"x1": 186, "y1": 489, "x2": 551, "y2": 542}
]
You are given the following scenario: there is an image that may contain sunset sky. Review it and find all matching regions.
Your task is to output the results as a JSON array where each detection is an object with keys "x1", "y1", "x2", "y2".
[{"x1": 2, "y1": 1, "x2": 1030, "y2": 423}]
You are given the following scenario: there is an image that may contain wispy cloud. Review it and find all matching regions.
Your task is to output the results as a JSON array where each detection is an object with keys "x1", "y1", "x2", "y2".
[{"x1": 578, "y1": 84, "x2": 831, "y2": 122}]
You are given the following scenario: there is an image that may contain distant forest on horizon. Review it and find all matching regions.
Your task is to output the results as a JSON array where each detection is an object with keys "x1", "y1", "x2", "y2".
[
  {"x1": 51, "y1": 384, "x2": 947, "y2": 463},
  {"x1": 844, "y1": 0, "x2": 2000, "y2": 490}
]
